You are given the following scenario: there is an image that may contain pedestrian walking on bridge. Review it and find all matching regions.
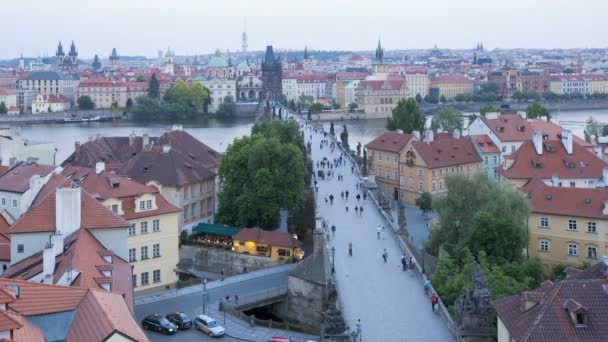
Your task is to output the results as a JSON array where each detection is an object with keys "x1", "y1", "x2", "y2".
[
  {"x1": 329, "y1": 194, "x2": 334, "y2": 205},
  {"x1": 354, "y1": 206, "x2": 359, "y2": 215},
  {"x1": 382, "y1": 249, "x2": 388, "y2": 263},
  {"x1": 359, "y1": 206, "x2": 363, "y2": 216}
]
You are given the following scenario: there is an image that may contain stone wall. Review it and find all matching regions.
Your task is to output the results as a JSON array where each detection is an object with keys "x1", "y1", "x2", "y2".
[
  {"x1": 274, "y1": 275, "x2": 325, "y2": 328},
  {"x1": 180, "y1": 245, "x2": 284, "y2": 277}
]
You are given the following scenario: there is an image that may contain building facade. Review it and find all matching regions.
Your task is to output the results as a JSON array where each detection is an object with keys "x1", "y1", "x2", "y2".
[
  {"x1": 76, "y1": 78, "x2": 127, "y2": 109},
  {"x1": 430, "y1": 75, "x2": 474, "y2": 100},
  {"x1": 17, "y1": 71, "x2": 79, "y2": 107}
]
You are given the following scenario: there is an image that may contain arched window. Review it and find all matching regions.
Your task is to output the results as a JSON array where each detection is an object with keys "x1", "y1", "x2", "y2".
[
  {"x1": 418, "y1": 181, "x2": 423, "y2": 191},
  {"x1": 380, "y1": 98, "x2": 385, "y2": 104}
]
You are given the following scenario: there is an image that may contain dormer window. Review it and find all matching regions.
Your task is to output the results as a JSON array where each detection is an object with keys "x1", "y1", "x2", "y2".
[
  {"x1": 139, "y1": 201, "x2": 145, "y2": 210},
  {"x1": 564, "y1": 299, "x2": 588, "y2": 327}
]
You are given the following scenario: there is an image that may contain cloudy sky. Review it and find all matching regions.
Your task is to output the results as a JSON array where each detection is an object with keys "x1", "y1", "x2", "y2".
[{"x1": 2, "y1": 0, "x2": 607, "y2": 59}]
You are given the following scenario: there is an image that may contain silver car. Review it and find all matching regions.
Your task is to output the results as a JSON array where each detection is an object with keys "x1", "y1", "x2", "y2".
[{"x1": 194, "y1": 314, "x2": 225, "y2": 337}]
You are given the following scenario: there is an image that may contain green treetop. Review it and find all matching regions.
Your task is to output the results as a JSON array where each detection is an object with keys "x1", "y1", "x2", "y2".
[{"x1": 386, "y1": 98, "x2": 426, "y2": 133}]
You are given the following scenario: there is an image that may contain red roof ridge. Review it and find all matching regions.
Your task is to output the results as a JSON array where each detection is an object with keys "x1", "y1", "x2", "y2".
[{"x1": 520, "y1": 282, "x2": 563, "y2": 341}]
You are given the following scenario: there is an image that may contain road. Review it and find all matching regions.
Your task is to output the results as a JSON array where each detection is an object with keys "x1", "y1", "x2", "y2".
[
  {"x1": 295, "y1": 112, "x2": 454, "y2": 341},
  {"x1": 136, "y1": 270, "x2": 288, "y2": 342}
]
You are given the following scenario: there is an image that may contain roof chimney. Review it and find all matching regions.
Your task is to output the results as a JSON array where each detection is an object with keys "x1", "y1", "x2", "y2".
[
  {"x1": 396, "y1": 129, "x2": 404, "y2": 134},
  {"x1": 552, "y1": 173, "x2": 559, "y2": 187},
  {"x1": 171, "y1": 124, "x2": 183, "y2": 131},
  {"x1": 142, "y1": 134, "x2": 150, "y2": 149},
  {"x1": 162, "y1": 144, "x2": 171, "y2": 153},
  {"x1": 561, "y1": 129, "x2": 573, "y2": 155},
  {"x1": 74, "y1": 141, "x2": 80, "y2": 154},
  {"x1": 95, "y1": 161, "x2": 105, "y2": 174},
  {"x1": 413, "y1": 131, "x2": 421, "y2": 140},
  {"x1": 43, "y1": 243, "x2": 55, "y2": 284},
  {"x1": 453, "y1": 129, "x2": 461, "y2": 139},
  {"x1": 55, "y1": 187, "x2": 81, "y2": 237},
  {"x1": 518, "y1": 111, "x2": 527, "y2": 119},
  {"x1": 424, "y1": 130, "x2": 434, "y2": 144},
  {"x1": 51, "y1": 232, "x2": 64, "y2": 257},
  {"x1": 485, "y1": 112, "x2": 498, "y2": 120},
  {"x1": 533, "y1": 130, "x2": 543, "y2": 155},
  {"x1": 128, "y1": 132, "x2": 136, "y2": 147}
]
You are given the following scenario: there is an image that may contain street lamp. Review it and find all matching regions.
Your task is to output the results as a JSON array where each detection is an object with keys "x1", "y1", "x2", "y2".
[
  {"x1": 202, "y1": 278, "x2": 208, "y2": 314},
  {"x1": 331, "y1": 246, "x2": 336, "y2": 274}
]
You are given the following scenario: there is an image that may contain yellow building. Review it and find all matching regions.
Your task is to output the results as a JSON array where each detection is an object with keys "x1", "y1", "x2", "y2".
[
  {"x1": 522, "y1": 179, "x2": 608, "y2": 271},
  {"x1": 589, "y1": 75, "x2": 608, "y2": 94},
  {"x1": 63, "y1": 164, "x2": 182, "y2": 293},
  {"x1": 232, "y1": 228, "x2": 303, "y2": 261},
  {"x1": 430, "y1": 75, "x2": 474, "y2": 100}
]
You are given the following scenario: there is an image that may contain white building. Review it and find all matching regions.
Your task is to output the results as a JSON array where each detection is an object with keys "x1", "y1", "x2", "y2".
[
  {"x1": 404, "y1": 73, "x2": 430, "y2": 98},
  {"x1": 201, "y1": 78, "x2": 237, "y2": 112},
  {"x1": 344, "y1": 80, "x2": 360, "y2": 108},
  {"x1": 282, "y1": 74, "x2": 328, "y2": 102},
  {"x1": 0, "y1": 163, "x2": 58, "y2": 220},
  {"x1": 0, "y1": 88, "x2": 16, "y2": 109},
  {"x1": 31, "y1": 94, "x2": 70, "y2": 113},
  {"x1": 17, "y1": 71, "x2": 79, "y2": 105},
  {"x1": 0, "y1": 131, "x2": 57, "y2": 166}
]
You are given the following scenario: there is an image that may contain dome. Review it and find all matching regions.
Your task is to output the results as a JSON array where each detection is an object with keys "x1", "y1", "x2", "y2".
[
  {"x1": 236, "y1": 60, "x2": 250, "y2": 70},
  {"x1": 207, "y1": 56, "x2": 229, "y2": 68}
]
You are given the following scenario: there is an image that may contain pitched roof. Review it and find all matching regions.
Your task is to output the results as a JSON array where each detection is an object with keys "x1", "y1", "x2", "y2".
[
  {"x1": 0, "y1": 279, "x2": 88, "y2": 316},
  {"x1": 359, "y1": 79, "x2": 406, "y2": 91},
  {"x1": 529, "y1": 120, "x2": 592, "y2": 148},
  {"x1": 492, "y1": 278, "x2": 608, "y2": 342},
  {"x1": 521, "y1": 179, "x2": 608, "y2": 219},
  {"x1": 233, "y1": 228, "x2": 303, "y2": 248},
  {"x1": 9, "y1": 185, "x2": 129, "y2": 234},
  {"x1": 469, "y1": 134, "x2": 500, "y2": 154},
  {"x1": 0, "y1": 309, "x2": 24, "y2": 331},
  {"x1": 480, "y1": 114, "x2": 532, "y2": 142},
  {"x1": 0, "y1": 213, "x2": 11, "y2": 261},
  {"x1": 121, "y1": 193, "x2": 181, "y2": 220},
  {"x1": 411, "y1": 136, "x2": 482, "y2": 168},
  {"x1": 499, "y1": 140, "x2": 607, "y2": 181},
  {"x1": 119, "y1": 145, "x2": 215, "y2": 187},
  {"x1": 432, "y1": 75, "x2": 473, "y2": 84},
  {"x1": 158, "y1": 129, "x2": 220, "y2": 170},
  {"x1": 21, "y1": 71, "x2": 66, "y2": 81},
  {"x1": 62, "y1": 166, "x2": 157, "y2": 200},
  {"x1": 365, "y1": 132, "x2": 414, "y2": 153},
  {"x1": 0, "y1": 163, "x2": 55, "y2": 193},
  {"x1": 61, "y1": 136, "x2": 159, "y2": 168},
  {"x1": 12, "y1": 317, "x2": 44, "y2": 342}
]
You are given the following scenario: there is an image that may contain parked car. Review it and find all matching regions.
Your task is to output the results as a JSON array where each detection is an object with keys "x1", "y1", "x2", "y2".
[
  {"x1": 194, "y1": 314, "x2": 225, "y2": 337},
  {"x1": 141, "y1": 314, "x2": 177, "y2": 335},
  {"x1": 166, "y1": 312, "x2": 192, "y2": 330}
]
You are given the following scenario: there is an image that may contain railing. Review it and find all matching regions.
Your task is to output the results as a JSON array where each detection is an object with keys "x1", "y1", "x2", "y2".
[{"x1": 222, "y1": 285, "x2": 287, "y2": 310}]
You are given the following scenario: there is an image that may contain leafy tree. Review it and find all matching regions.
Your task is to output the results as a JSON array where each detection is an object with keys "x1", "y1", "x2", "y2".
[
  {"x1": 135, "y1": 75, "x2": 147, "y2": 82},
  {"x1": 0, "y1": 102, "x2": 6, "y2": 114},
  {"x1": 148, "y1": 73, "x2": 160, "y2": 99},
  {"x1": 415, "y1": 94, "x2": 423, "y2": 103},
  {"x1": 428, "y1": 173, "x2": 529, "y2": 263},
  {"x1": 584, "y1": 116, "x2": 603, "y2": 143},
  {"x1": 297, "y1": 94, "x2": 314, "y2": 107},
  {"x1": 130, "y1": 96, "x2": 164, "y2": 121},
  {"x1": 526, "y1": 103, "x2": 550, "y2": 120},
  {"x1": 415, "y1": 192, "x2": 432, "y2": 214},
  {"x1": 162, "y1": 80, "x2": 208, "y2": 120},
  {"x1": 331, "y1": 101, "x2": 340, "y2": 110},
  {"x1": 309, "y1": 102, "x2": 324, "y2": 114},
  {"x1": 111, "y1": 101, "x2": 118, "y2": 109},
  {"x1": 348, "y1": 102, "x2": 358, "y2": 113},
  {"x1": 217, "y1": 95, "x2": 237, "y2": 118},
  {"x1": 78, "y1": 95, "x2": 95, "y2": 110},
  {"x1": 330, "y1": 121, "x2": 335, "y2": 135},
  {"x1": 430, "y1": 107, "x2": 464, "y2": 133},
  {"x1": 479, "y1": 82, "x2": 498, "y2": 94},
  {"x1": 216, "y1": 123, "x2": 305, "y2": 229},
  {"x1": 126, "y1": 98, "x2": 133, "y2": 108},
  {"x1": 479, "y1": 106, "x2": 500, "y2": 116},
  {"x1": 251, "y1": 120, "x2": 304, "y2": 146},
  {"x1": 440, "y1": 95, "x2": 447, "y2": 103},
  {"x1": 386, "y1": 98, "x2": 425, "y2": 133},
  {"x1": 468, "y1": 114, "x2": 478, "y2": 126},
  {"x1": 602, "y1": 125, "x2": 608, "y2": 137},
  {"x1": 544, "y1": 92, "x2": 559, "y2": 101},
  {"x1": 288, "y1": 99, "x2": 296, "y2": 111}
]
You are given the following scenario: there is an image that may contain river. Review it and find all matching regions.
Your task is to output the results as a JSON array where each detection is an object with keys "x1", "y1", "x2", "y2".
[{"x1": 3, "y1": 108, "x2": 608, "y2": 165}]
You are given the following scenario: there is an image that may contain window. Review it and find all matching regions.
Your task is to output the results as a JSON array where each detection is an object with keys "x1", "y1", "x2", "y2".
[
  {"x1": 511, "y1": 146, "x2": 516, "y2": 153},
  {"x1": 394, "y1": 170, "x2": 398, "y2": 180},
  {"x1": 184, "y1": 206, "x2": 189, "y2": 220},
  {"x1": 394, "y1": 155, "x2": 398, "y2": 164},
  {"x1": 568, "y1": 219, "x2": 577, "y2": 231},
  {"x1": 17, "y1": 244, "x2": 24, "y2": 253},
  {"x1": 190, "y1": 185, "x2": 195, "y2": 198},
  {"x1": 278, "y1": 249, "x2": 291, "y2": 257},
  {"x1": 431, "y1": 181, "x2": 436, "y2": 192},
  {"x1": 378, "y1": 152, "x2": 382, "y2": 161},
  {"x1": 386, "y1": 154, "x2": 390, "y2": 162},
  {"x1": 141, "y1": 272, "x2": 149, "y2": 286},
  {"x1": 129, "y1": 248, "x2": 136, "y2": 262},
  {"x1": 146, "y1": 200, "x2": 152, "y2": 209},
  {"x1": 153, "y1": 219, "x2": 160, "y2": 232},
  {"x1": 418, "y1": 169, "x2": 423, "y2": 177},
  {"x1": 12, "y1": 199, "x2": 16, "y2": 208},
  {"x1": 183, "y1": 186, "x2": 188, "y2": 199},
  {"x1": 493, "y1": 156, "x2": 498, "y2": 165},
  {"x1": 439, "y1": 180, "x2": 443, "y2": 190},
  {"x1": 153, "y1": 270, "x2": 161, "y2": 283},
  {"x1": 439, "y1": 169, "x2": 443, "y2": 176},
  {"x1": 153, "y1": 244, "x2": 160, "y2": 257},
  {"x1": 140, "y1": 221, "x2": 148, "y2": 234},
  {"x1": 540, "y1": 240, "x2": 549, "y2": 252},
  {"x1": 418, "y1": 181, "x2": 423, "y2": 191},
  {"x1": 569, "y1": 182, "x2": 575, "y2": 188},
  {"x1": 587, "y1": 222, "x2": 596, "y2": 233},
  {"x1": 111, "y1": 204, "x2": 118, "y2": 214},
  {"x1": 1, "y1": 198, "x2": 4, "y2": 206},
  {"x1": 587, "y1": 246, "x2": 597, "y2": 259},
  {"x1": 568, "y1": 243, "x2": 578, "y2": 256},
  {"x1": 141, "y1": 246, "x2": 148, "y2": 260},
  {"x1": 540, "y1": 217, "x2": 549, "y2": 228},
  {"x1": 200, "y1": 182, "x2": 205, "y2": 193},
  {"x1": 386, "y1": 170, "x2": 390, "y2": 178},
  {"x1": 484, "y1": 156, "x2": 488, "y2": 165},
  {"x1": 502, "y1": 146, "x2": 506, "y2": 153},
  {"x1": 432, "y1": 170, "x2": 435, "y2": 177},
  {"x1": 191, "y1": 203, "x2": 196, "y2": 218},
  {"x1": 132, "y1": 274, "x2": 137, "y2": 288},
  {"x1": 139, "y1": 201, "x2": 145, "y2": 210},
  {"x1": 377, "y1": 167, "x2": 382, "y2": 177}
]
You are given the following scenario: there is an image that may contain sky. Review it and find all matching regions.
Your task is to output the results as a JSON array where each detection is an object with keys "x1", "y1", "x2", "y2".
[{"x1": 2, "y1": 0, "x2": 608, "y2": 59}]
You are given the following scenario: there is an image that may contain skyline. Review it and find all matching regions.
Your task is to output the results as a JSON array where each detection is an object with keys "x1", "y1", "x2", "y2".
[{"x1": 2, "y1": 0, "x2": 608, "y2": 59}]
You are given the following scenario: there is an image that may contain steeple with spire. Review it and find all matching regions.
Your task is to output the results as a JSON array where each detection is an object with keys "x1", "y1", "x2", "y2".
[
  {"x1": 92, "y1": 54, "x2": 101, "y2": 71},
  {"x1": 109, "y1": 48, "x2": 119, "y2": 69},
  {"x1": 372, "y1": 39, "x2": 387, "y2": 80},
  {"x1": 56, "y1": 42, "x2": 65, "y2": 57},
  {"x1": 242, "y1": 18, "x2": 248, "y2": 53},
  {"x1": 68, "y1": 41, "x2": 77, "y2": 57},
  {"x1": 375, "y1": 40, "x2": 384, "y2": 64},
  {"x1": 304, "y1": 46, "x2": 309, "y2": 60},
  {"x1": 55, "y1": 41, "x2": 78, "y2": 71}
]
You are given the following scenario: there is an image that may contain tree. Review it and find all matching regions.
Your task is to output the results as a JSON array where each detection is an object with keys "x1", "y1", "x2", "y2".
[
  {"x1": 427, "y1": 173, "x2": 529, "y2": 263},
  {"x1": 526, "y1": 103, "x2": 550, "y2": 120},
  {"x1": 162, "y1": 80, "x2": 209, "y2": 120},
  {"x1": 148, "y1": 73, "x2": 160, "y2": 99},
  {"x1": 430, "y1": 107, "x2": 464, "y2": 133},
  {"x1": 331, "y1": 101, "x2": 340, "y2": 110},
  {"x1": 468, "y1": 114, "x2": 478, "y2": 126},
  {"x1": 584, "y1": 116, "x2": 603, "y2": 143},
  {"x1": 216, "y1": 122, "x2": 306, "y2": 229},
  {"x1": 0, "y1": 102, "x2": 6, "y2": 114},
  {"x1": 602, "y1": 125, "x2": 608, "y2": 137},
  {"x1": 78, "y1": 96, "x2": 95, "y2": 110},
  {"x1": 297, "y1": 94, "x2": 314, "y2": 107},
  {"x1": 330, "y1": 121, "x2": 335, "y2": 135},
  {"x1": 415, "y1": 94, "x2": 423, "y2": 103},
  {"x1": 440, "y1": 95, "x2": 447, "y2": 103},
  {"x1": 386, "y1": 98, "x2": 425, "y2": 133},
  {"x1": 479, "y1": 82, "x2": 498, "y2": 94},
  {"x1": 130, "y1": 96, "x2": 164, "y2": 121},
  {"x1": 126, "y1": 98, "x2": 133, "y2": 108},
  {"x1": 348, "y1": 102, "x2": 358, "y2": 113},
  {"x1": 415, "y1": 192, "x2": 432, "y2": 214},
  {"x1": 135, "y1": 75, "x2": 147, "y2": 82},
  {"x1": 216, "y1": 95, "x2": 237, "y2": 118},
  {"x1": 309, "y1": 102, "x2": 324, "y2": 114},
  {"x1": 479, "y1": 106, "x2": 500, "y2": 116}
]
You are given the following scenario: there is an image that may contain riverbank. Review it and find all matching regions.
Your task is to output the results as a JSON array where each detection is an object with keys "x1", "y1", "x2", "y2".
[{"x1": 0, "y1": 111, "x2": 124, "y2": 123}]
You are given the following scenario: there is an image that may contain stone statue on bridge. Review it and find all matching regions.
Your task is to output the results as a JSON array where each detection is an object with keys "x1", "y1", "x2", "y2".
[{"x1": 454, "y1": 262, "x2": 492, "y2": 342}]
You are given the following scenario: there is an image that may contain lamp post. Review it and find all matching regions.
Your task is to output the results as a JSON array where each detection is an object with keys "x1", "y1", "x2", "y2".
[
  {"x1": 331, "y1": 246, "x2": 336, "y2": 274},
  {"x1": 202, "y1": 278, "x2": 208, "y2": 314}
]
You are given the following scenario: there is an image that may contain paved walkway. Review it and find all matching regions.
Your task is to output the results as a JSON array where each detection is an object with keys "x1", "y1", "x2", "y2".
[{"x1": 291, "y1": 111, "x2": 453, "y2": 341}]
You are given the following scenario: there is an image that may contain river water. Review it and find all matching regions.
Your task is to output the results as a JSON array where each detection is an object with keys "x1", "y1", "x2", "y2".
[{"x1": 3, "y1": 108, "x2": 608, "y2": 165}]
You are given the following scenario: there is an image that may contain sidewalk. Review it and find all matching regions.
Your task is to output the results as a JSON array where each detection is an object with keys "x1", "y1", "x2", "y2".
[{"x1": 135, "y1": 263, "x2": 295, "y2": 306}]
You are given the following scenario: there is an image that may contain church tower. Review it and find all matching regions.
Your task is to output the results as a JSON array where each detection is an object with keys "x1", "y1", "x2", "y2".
[
  {"x1": 183, "y1": 58, "x2": 191, "y2": 77},
  {"x1": 242, "y1": 18, "x2": 248, "y2": 53},
  {"x1": 92, "y1": 54, "x2": 101, "y2": 71},
  {"x1": 56, "y1": 41, "x2": 65, "y2": 68},
  {"x1": 68, "y1": 41, "x2": 78, "y2": 68},
  {"x1": 303, "y1": 46, "x2": 312, "y2": 73},
  {"x1": 372, "y1": 40, "x2": 388, "y2": 80},
  {"x1": 19, "y1": 54, "x2": 25, "y2": 71},
  {"x1": 164, "y1": 47, "x2": 175, "y2": 76},
  {"x1": 261, "y1": 45, "x2": 282, "y2": 101},
  {"x1": 109, "y1": 48, "x2": 119, "y2": 69}
]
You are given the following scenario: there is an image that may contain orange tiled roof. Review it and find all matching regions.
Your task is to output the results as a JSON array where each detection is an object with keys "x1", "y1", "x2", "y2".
[
  {"x1": 411, "y1": 136, "x2": 482, "y2": 168},
  {"x1": 480, "y1": 114, "x2": 532, "y2": 142},
  {"x1": 0, "y1": 310, "x2": 23, "y2": 331},
  {"x1": 62, "y1": 166, "x2": 158, "y2": 200},
  {"x1": 469, "y1": 134, "x2": 500, "y2": 154},
  {"x1": 121, "y1": 194, "x2": 181, "y2": 220},
  {"x1": 0, "y1": 279, "x2": 88, "y2": 316},
  {"x1": 12, "y1": 318, "x2": 44, "y2": 342}
]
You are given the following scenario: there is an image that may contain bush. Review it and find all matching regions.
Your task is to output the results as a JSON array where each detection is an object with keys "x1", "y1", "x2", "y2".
[{"x1": 180, "y1": 230, "x2": 189, "y2": 245}]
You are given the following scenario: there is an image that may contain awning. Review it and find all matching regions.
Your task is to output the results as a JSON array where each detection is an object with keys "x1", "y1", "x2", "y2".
[{"x1": 192, "y1": 223, "x2": 241, "y2": 237}]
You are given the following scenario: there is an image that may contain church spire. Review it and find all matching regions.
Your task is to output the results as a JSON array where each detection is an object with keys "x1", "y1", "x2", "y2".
[
  {"x1": 69, "y1": 41, "x2": 77, "y2": 57},
  {"x1": 304, "y1": 46, "x2": 309, "y2": 60},
  {"x1": 375, "y1": 39, "x2": 384, "y2": 64},
  {"x1": 56, "y1": 41, "x2": 65, "y2": 56}
]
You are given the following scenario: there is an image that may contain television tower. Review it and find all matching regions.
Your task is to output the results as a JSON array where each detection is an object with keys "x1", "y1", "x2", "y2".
[{"x1": 242, "y1": 18, "x2": 248, "y2": 53}]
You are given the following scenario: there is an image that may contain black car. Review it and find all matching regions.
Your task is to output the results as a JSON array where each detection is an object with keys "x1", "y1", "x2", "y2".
[
  {"x1": 166, "y1": 312, "x2": 192, "y2": 330},
  {"x1": 142, "y1": 314, "x2": 177, "y2": 335}
]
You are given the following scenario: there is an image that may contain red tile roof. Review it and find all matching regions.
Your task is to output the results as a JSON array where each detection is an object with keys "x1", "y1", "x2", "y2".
[
  {"x1": 469, "y1": 134, "x2": 500, "y2": 154},
  {"x1": 0, "y1": 279, "x2": 88, "y2": 316},
  {"x1": 121, "y1": 194, "x2": 181, "y2": 220},
  {"x1": 0, "y1": 163, "x2": 55, "y2": 193},
  {"x1": 359, "y1": 79, "x2": 406, "y2": 91},
  {"x1": 159, "y1": 129, "x2": 220, "y2": 170},
  {"x1": 12, "y1": 317, "x2": 44, "y2": 342},
  {"x1": 529, "y1": 120, "x2": 592, "y2": 148},
  {"x1": 499, "y1": 140, "x2": 607, "y2": 181},
  {"x1": 9, "y1": 185, "x2": 130, "y2": 234},
  {"x1": 234, "y1": 228, "x2": 303, "y2": 249},
  {"x1": 365, "y1": 132, "x2": 414, "y2": 153},
  {"x1": 0, "y1": 213, "x2": 10, "y2": 261},
  {"x1": 521, "y1": 178, "x2": 608, "y2": 219},
  {"x1": 411, "y1": 136, "x2": 482, "y2": 168},
  {"x1": 0, "y1": 88, "x2": 15, "y2": 96},
  {"x1": 0, "y1": 310, "x2": 23, "y2": 331},
  {"x1": 62, "y1": 166, "x2": 158, "y2": 200},
  {"x1": 38, "y1": 94, "x2": 70, "y2": 104},
  {"x1": 480, "y1": 114, "x2": 531, "y2": 142}
]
